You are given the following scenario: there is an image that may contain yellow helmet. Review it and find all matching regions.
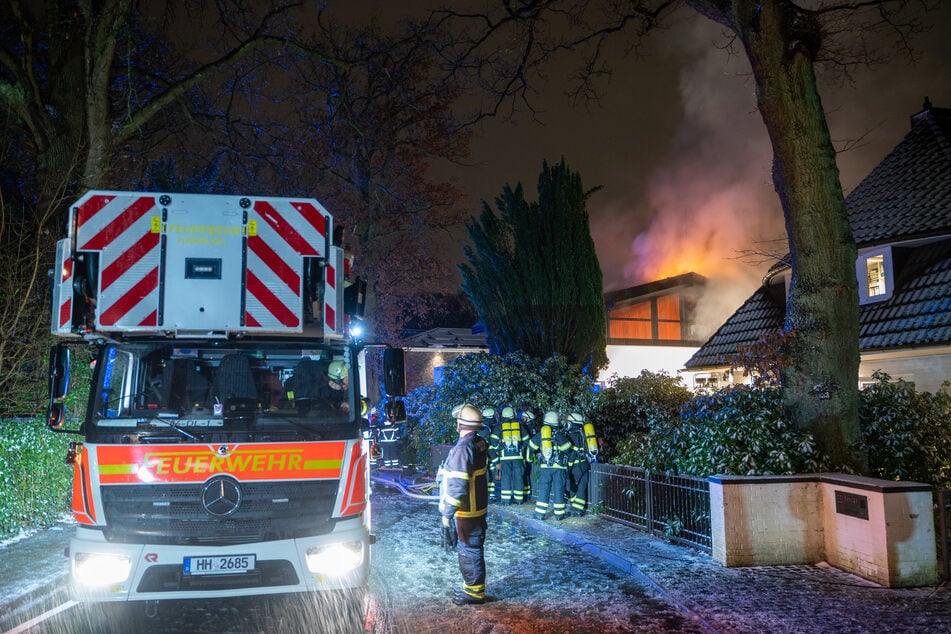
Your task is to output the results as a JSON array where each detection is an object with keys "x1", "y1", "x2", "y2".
[
  {"x1": 481, "y1": 407, "x2": 495, "y2": 420},
  {"x1": 327, "y1": 360, "x2": 347, "y2": 381},
  {"x1": 543, "y1": 410, "x2": 559, "y2": 427},
  {"x1": 501, "y1": 405, "x2": 516, "y2": 419},
  {"x1": 457, "y1": 404, "x2": 484, "y2": 429}
]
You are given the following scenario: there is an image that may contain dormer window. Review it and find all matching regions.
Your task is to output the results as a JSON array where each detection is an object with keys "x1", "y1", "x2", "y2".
[
  {"x1": 857, "y1": 247, "x2": 893, "y2": 304},
  {"x1": 866, "y1": 255, "x2": 886, "y2": 296}
]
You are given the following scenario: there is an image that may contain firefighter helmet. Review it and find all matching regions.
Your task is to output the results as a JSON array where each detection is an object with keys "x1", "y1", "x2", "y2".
[
  {"x1": 456, "y1": 404, "x2": 484, "y2": 429},
  {"x1": 521, "y1": 409, "x2": 535, "y2": 422},
  {"x1": 567, "y1": 412, "x2": 584, "y2": 426},
  {"x1": 481, "y1": 407, "x2": 495, "y2": 420},
  {"x1": 327, "y1": 360, "x2": 347, "y2": 381},
  {"x1": 501, "y1": 405, "x2": 516, "y2": 420},
  {"x1": 543, "y1": 410, "x2": 559, "y2": 427}
]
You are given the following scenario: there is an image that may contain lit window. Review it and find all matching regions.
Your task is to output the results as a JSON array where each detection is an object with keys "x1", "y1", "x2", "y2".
[
  {"x1": 856, "y1": 247, "x2": 893, "y2": 305},
  {"x1": 866, "y1": 255, "x2": 886, "y2": 297}
]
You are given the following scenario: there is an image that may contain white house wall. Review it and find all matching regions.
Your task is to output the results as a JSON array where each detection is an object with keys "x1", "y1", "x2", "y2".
[
  {"x1": 859, "y1": 347, "x2": 951, "y2": 392},
  {"x1": 600, "y1": 344, "x2": 699, "y2": 385}
]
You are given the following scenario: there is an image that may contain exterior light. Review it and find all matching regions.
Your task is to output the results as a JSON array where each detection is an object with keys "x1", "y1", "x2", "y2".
[
  {"x1": 305, "y1": 541, "x2": 364, "y2": 575},
  {"x1": 73, "y1": 552, "x2": 133, "y2": 587}
]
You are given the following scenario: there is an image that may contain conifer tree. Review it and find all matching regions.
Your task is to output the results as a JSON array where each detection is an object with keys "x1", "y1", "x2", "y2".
[{"x1": 460, "y1": 159, "x2": 607, "y2": 373}]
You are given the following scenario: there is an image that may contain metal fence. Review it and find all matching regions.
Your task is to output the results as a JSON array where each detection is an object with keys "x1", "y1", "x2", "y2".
[
  {"x1": 589, "y1": 463, "x2": 712, "y2": 553},
  {"x1": 939, "y1": 489, "x2": 951, "y2": 581}
]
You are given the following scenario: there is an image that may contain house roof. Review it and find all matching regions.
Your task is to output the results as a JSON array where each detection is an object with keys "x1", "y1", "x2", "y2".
[
  {"x1": 685, "y1": 103, "x2": 951, "y2": 370},
  {"x1": 604, "y1": 272, "x2": 708, "y2": 306},
  {"x1": 401, "y1": 327, "x2": 487, "y2": 350},
  {"x1": 847, "y1": 105, "x2": 951, "y2": 245}
]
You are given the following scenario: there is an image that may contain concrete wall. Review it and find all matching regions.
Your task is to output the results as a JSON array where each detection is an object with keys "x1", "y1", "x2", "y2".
[{"x1": 710, "y1": 474, "x2": 937, "y2": 587}]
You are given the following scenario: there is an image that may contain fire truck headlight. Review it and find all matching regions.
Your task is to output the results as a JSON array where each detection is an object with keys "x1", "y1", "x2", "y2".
[
  {"x1": 73, "y1": 552, "x2": 133, "y2": 586},
  {"x1": 306, "y1": 541, "x2": 364, "y2": 575}
]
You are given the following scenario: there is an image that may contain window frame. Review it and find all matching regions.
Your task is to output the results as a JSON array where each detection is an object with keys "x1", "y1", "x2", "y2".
[{"x1": 856, "y1": 246, "x2": 894, "y2": 305}]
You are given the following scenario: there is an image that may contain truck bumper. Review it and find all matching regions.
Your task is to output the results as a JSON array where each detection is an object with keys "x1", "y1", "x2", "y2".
[{"x1": 68, "y1": 519, "x2": 369, "y2": 603}]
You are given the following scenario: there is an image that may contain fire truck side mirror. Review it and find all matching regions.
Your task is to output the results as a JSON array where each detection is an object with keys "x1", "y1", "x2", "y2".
[
  {"x1": 344, "y1": 277, "x2": 367, "y2": 318},
  {"x1": 383, "y1": 347, "x2": 405, "y2": 397},
  {"x1": 47, "y1": 344, "x2": 71, "y2": 429}
]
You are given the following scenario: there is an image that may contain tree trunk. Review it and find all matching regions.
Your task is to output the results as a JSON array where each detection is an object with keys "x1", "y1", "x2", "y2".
[{"x1": 706, "y1": 0, "x2": 867, "y2": 472}]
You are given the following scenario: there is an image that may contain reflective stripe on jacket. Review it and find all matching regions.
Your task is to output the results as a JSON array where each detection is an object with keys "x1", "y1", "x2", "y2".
[{"x1": 439, "y1": 433, "x2": 489, "y2": 519}]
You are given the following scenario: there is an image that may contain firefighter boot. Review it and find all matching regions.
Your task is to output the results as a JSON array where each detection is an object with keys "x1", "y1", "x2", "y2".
[{"x1": 452, "y1": 588, "x2": 485, "y2": 606}]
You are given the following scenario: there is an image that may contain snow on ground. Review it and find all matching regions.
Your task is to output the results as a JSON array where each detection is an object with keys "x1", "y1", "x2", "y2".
[{"x1": 366, "y1": 487, "x2": 706, "y2": 634}]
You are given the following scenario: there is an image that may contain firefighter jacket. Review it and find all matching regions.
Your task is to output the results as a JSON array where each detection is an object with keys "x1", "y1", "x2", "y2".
[
  {"x1": 566, "y1": 425, "x2": 588, "y2": 465},
  {"x1": 439, "y1": 432, "x2": 489, "y2": 520},
  {"x1": 529, "y1": 427, "x2": 572, "y2": 468},
  {"x1": 378, "y1": 423, "x2": 402, "y2": 444}
]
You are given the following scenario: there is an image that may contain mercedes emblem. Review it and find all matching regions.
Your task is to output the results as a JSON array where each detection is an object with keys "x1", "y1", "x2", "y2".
[{"x1": 201, "y1": 476, "x2": 242, "y2": 517}]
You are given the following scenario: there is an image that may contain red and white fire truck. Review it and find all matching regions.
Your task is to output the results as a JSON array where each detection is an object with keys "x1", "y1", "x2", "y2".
[{"x1": 46, "y1": 191, "x2": 393, "y2": 618}]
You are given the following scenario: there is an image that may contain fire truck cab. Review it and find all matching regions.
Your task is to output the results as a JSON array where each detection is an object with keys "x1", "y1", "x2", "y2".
[{"x1": 46, "y1": 191, "x2": 385, "y2": 622}]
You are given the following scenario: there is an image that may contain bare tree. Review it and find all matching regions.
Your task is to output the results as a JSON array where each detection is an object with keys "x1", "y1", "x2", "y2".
[
  {"x1": 426, "y1": 0, "x2": 938, "y2": 471},
  {"x1": 0, "y1": 1, "x2": 474, "y2": 409}
]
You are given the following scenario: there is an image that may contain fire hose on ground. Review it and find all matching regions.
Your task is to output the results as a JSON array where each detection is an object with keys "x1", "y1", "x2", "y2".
[{"x1": 370, "y1": 467, "x2": 440, "y2": 501}]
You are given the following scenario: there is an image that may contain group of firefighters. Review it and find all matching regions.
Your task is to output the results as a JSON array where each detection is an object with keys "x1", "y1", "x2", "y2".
[
  {"x1": 477, "y1": 405, "x2": 600, "y2": 521},
  {"x1": 366, "y1": 402, "x2": 600, "y2": 519}
]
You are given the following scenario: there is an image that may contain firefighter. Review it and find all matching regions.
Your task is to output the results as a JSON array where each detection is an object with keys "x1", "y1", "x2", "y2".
[
  {"x1": 287, "y1": 358, "x2": 349, "y2": 413},
  {"x1": 566, "y1": 411, "x2": 598, "y2": 517},
  {"x1": 495, "y1": 405, "x2": 529, "y2": 505},
  {"x1": 326, "y1": 360, "x2": 350, "y2": 412},
  {"x1": 520, "y1": 407, "x2": 537, "y2": 501},
  {"x1": 479, "y1": 407, "x2": 500, "y2": 501},
  {"x1": 364, "y1": 407, "x2": 382, "y2": 466},
  {"x1": 378, "y1": 401, "x2": 404, "y2": 469},
  {"x1": 439, "y1": 404, "x2": 490, "y2": 606},
  {"x1": 528, "y1": 411, "x2": 572, "y2": 521}
]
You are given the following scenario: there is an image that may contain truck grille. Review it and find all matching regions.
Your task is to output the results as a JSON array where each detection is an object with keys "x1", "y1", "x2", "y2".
[{"x1": 100, "y1": 481, "x2": 340, "y2": 545}]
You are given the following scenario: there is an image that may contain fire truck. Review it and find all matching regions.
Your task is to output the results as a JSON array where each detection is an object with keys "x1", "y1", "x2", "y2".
[{"x1": 46, "y1": 191, "x2": 396, "y2": 621}]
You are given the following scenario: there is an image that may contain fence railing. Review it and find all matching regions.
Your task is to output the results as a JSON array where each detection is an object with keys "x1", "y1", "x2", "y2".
[
  {"x1": 589, "y1": 463, "x2": 712, "y2": 553},
  {"x1": 939, "y1": 489, "x2": 951, "y2": 582}
]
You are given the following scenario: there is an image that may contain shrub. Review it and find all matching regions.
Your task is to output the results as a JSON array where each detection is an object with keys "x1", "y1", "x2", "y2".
[
  {"x1": 859, "y1": 371, "x2": 951, "y2": 488},
  {"x1": 676, "y1": 386, "x2": 820, "y2": 476},
  {"x1": 613, "y1": 385, "x2": 820, "y2": 477},
  {"x1": 0, "y1": 417, "x2": 72, "y2": 538},
  {"x1": 591, "y1": 371, "x2": 692, "y2": 461},
  {"x1": 403, "y1": 351, "x2": 595, "y2": 468}
]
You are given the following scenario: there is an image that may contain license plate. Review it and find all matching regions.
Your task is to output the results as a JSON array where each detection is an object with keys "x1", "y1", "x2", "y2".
[{"x1": 183, "y1": 554, "x2": 255, "y2": 575}]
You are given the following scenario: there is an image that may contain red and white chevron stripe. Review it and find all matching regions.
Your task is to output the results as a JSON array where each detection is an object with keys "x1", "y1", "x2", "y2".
[
  {"x1": 59, "y1": 191, "x2": 335, "y2": 336},
  {"x1": 246, "y1": 198, "x2": 329, "y2": 331},
  {"x1": 75, "y1": 193, "x2": 161, "y2": 330}
]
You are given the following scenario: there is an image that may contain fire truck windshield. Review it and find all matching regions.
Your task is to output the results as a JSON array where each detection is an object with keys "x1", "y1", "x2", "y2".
[{"x1": 87, "y1": 342, "x2": 358, "y2": 443}]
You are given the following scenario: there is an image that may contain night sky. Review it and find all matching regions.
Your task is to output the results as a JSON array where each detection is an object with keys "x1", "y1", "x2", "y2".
[{"x1": 426, "y1": 3, "x2": 951, "y2": 336}]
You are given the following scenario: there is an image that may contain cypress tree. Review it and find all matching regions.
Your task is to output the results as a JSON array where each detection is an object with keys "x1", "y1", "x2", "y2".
[{"x1": 459, "y1": 158, "x2": 607, "y2": 373}]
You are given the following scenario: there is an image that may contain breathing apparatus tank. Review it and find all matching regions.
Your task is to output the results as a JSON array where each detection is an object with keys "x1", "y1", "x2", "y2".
[
  {"x1": 540, "y1": 423, "x2": 553, "y2": 461},
  {"x1": 584, "y1": 422, "x2": 599, "y2": 457}
]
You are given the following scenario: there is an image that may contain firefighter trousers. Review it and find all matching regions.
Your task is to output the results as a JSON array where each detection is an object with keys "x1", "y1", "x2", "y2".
[
  {"x1": 499, "y1": 458, "x2": 526, "y2": 503},
  {"x1": 455, "y1": 516, "x2": 487, "y2": 599},
  {"x1": 534, "y1": 466, "x2": 567, "y2": 519},
  {"x1": 568, "y1": 462, "x2": 590, "y2": 514},
  {"x1": 381, "y1": 441, "x2": 400, "y2": 468}
]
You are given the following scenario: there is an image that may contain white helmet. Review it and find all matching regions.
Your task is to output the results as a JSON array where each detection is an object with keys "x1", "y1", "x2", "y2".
[
  {"x1": 543, "y1": 410, "x2": 559, "y2": 427},
  {"x1": 456, "y1": 404, "x2": 484, "y2": 429},
  {"x1": 501, "y1": 405, "x2": 516, "y2": 419}
]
